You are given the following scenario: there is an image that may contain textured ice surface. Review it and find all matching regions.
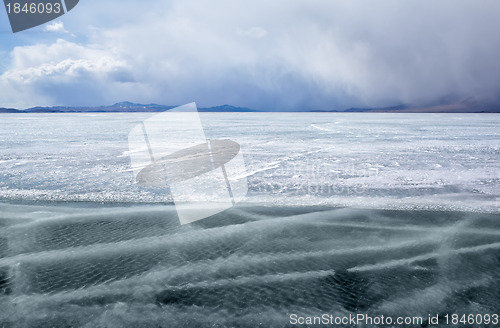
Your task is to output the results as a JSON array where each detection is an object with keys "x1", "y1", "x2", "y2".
[
  {"x1": 0, "y1": 204, "x2": 499, "y2": 327},
  {"x1": 0, "y1": 113, "x2": 498, "y2": 212},
  {"x1": 0, "y1": 113, "x2": 499, "y2": 327}
]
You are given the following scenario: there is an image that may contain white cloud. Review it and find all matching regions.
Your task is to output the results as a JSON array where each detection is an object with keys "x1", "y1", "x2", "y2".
[
  {"x1": 0, "y1": 39, "x2": 135, "y2": 108},
  {"x1": 1, "y1": 0, "x2": 500, "y2": 110}
]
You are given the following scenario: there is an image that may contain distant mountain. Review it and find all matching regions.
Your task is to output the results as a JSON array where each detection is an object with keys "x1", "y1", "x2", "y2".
[
  {"x1": 1, "y1": 99, "x2": 499, "y2": 113},
  {"x1": 25, "y1": 102, "x2": 177, "y2": 113},
  {"x1": 20, "y1": 102, "x2": 258, "y2": 113},
  {"x1": 0, "y1": 108, "x2": 20, "y2": 113},
  {"x1": 314, "y1": 99, "x2": 500, "y2": 113},
  {"x1": 343, "y1": 105, "x2": 409, "y2": 112},
  {"x1": 371, "y1": 98, "x2": 500, "y2": 113},
  {"x1": 198, "y1": 105, "x2": 256, "y2": 112}
]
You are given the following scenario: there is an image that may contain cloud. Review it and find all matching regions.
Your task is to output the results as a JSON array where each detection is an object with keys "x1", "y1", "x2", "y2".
[
  {"x1": 0, "y1": 39, "x2": 136, "y2": 108},
  {"x1": 1, "y1": 0, "x2": 500, "y2": 110},
  {"x1": 236, "y1": 27, "x2": 268, "y2": 39},
  {"x1": 44, "y1": 21, "x2": 67, "y2": 33}
]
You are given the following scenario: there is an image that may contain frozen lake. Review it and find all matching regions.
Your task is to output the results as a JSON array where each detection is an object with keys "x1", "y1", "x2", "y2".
[
  {"x1": 0, "y1": 113, "x2": 498, "y2": 212},
  {"x1": 0, "y1": 113, "x2": 499, "y2": 327}
]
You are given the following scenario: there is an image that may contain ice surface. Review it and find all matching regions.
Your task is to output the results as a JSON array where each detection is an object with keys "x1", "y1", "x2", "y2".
[
  {"x1": 0, "y1": 113, "x2": 499, "y2": 327},
  {"x1": 0, "y1": 113, "x2": 498, "y2": 212},
  {"x1": 0, "y1": 203, "x2": 499, "y2": 327}
]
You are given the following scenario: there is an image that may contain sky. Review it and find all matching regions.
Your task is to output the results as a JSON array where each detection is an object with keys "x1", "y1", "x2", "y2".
[{"x1": 1, "y1": 0, "x2": 500, "y2": 111}]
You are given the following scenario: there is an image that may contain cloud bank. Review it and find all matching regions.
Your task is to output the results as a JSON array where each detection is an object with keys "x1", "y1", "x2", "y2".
[{"x1": 1, "y1": 0, "x2": 500, "y2": 110}]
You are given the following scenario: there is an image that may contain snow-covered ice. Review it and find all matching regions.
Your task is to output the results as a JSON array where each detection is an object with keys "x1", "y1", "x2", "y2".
[
  {"x1": 0, "y1": 113, "x2": 498, "y2": 212},
  {"x1": 0, "y1": 113, "x2": 499, "y2": 327}
]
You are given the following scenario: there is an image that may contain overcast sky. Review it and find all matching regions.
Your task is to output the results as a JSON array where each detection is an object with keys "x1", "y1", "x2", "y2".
[{"x1": 1, "y1": 0, "x2": 499, "y2": 110}]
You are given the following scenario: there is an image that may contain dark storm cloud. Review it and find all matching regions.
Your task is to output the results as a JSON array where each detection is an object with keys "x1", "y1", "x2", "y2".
[{"x1": 1, "y1": 0, "x2": 499, "y2": 110}]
